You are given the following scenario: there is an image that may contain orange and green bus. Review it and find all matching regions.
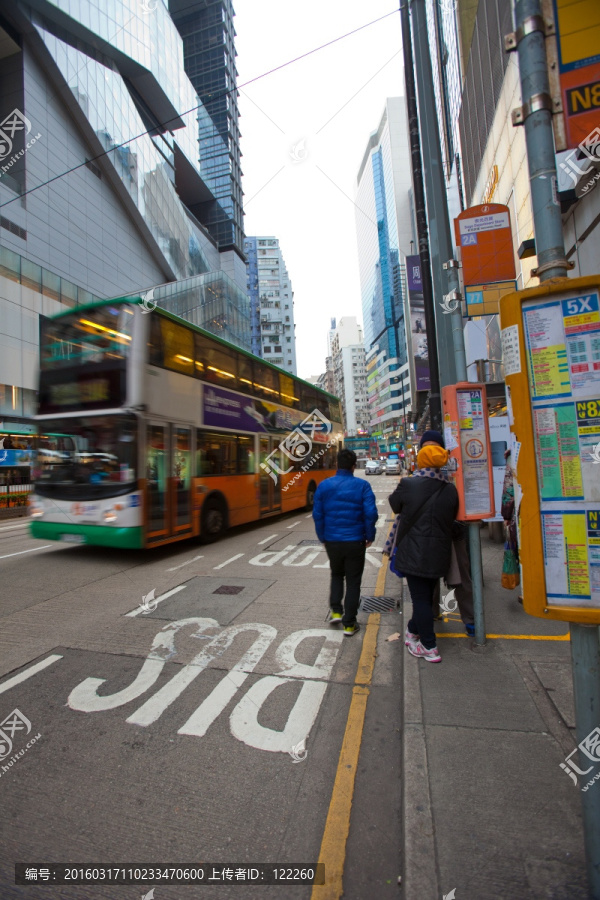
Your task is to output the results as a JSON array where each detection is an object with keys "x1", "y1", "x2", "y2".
[{"x1": 29, "y1": 297, "x2": 342, "y2": 548}]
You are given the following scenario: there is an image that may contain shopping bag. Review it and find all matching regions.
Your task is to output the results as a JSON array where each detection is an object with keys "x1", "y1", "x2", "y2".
[
  {"x1": 389, "y1": 544, "x2": 405, "y2": 578},
  {"x1": 501, "y1": 540, "x2": 520, "y2": 590}
]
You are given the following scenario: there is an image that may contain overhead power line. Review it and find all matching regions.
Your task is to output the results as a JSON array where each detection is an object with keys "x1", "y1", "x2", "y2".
[{"x1": 0, "y1": 6, "x2": 401, "y2": 210}]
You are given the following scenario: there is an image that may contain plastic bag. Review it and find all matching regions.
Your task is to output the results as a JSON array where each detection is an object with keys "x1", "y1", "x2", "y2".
[{"x1": 501, "y1": 540, "x2": 520, "y2": 590}]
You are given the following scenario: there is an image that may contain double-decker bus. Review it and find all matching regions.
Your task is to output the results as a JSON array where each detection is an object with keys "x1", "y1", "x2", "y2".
[{"x1": 29, "y1": 298, "x2": 342, "y2": 548}]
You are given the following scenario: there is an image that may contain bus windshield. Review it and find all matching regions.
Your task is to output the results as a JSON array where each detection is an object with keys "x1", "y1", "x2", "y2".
[
  {"x1": 40, "y1": 304, "x2": 134, "y2": 370},
  {"x1": 34, "y1": 415, "x2": 137, "y2": 497}
]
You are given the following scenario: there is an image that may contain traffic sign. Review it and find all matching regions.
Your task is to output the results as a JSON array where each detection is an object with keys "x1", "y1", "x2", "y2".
[
  {"x1": 552, "y1": 0, "x2": 600, "y2": 150},
  {"x1": 455, "y1": 204, "x2": 516, "y2": 288},
  {"x1": 465, "y1": 281, "x2": 516, "y2": 317},
  {"x1": 499, "y1": 275, "x2": 600, "y2": 624}
]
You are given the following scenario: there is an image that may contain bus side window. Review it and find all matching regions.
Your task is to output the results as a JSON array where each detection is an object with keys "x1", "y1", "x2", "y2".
[
  {"x1": 160, "y1": 318, "x2": 194, "y2": 376},
  {"x1": 237, "y1": 436, "x2": 254, "y2": 474},
  {"x1": 279, "y1": 373, "x2": 299, "y2": 409},
  {"x1": 197, "y1": 432, "x2": 237, "y2": 476},
  {"x1": 148, "y1": 315, "x2": 163, "y2": 367}
]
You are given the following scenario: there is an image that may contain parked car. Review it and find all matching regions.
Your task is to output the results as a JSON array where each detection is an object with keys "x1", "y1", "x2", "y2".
[
  {"x1": 365, "y1": 460, "x2": 383, "y2": 476},
  {"x1": 385, "y1": 458, "x2": 401, "y2": 475}
]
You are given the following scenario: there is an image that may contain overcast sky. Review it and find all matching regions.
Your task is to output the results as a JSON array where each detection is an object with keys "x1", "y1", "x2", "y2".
[{"x1": 234, "y1": 1, "x2": 405, "y2": 380}]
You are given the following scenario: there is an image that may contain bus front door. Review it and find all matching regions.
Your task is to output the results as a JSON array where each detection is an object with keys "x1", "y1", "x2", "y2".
[
  {"x1": 259, "y1": 436, "x2": 282, "y2": 516},
  {"x1": 145, "y1": 423, "x2": 193, "y2": 544},
  {"x1": 146, "y1": 422, "x2": 169, "y2": 542}
]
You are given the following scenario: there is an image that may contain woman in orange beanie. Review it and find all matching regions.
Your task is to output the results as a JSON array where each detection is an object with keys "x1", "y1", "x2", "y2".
[{"x1": 387, "y1": 431, "x2": 458, "y2": 662}]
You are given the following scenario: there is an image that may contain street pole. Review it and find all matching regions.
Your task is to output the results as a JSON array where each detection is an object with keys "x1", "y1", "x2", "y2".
[
  {"x1": 444, "y1": 260, "x2": 487, "y2": 646},
  {"x1": 514, "y1": 1, "x2": 598, "y2": 893},
  {"x1": 410, "y1": 0, "x2": 458, "y2": 389},
  {"x1": 399, "y1": 0, "x2": 442, "y2": 432}
]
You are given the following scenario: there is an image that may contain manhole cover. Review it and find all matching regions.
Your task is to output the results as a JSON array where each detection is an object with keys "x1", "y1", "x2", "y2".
[
  {"x1": 298, "y1": 539, "x2": 324, "y2": 546},
  {"x1": 213, "y1": 585, "x2": 245, "y2": 595}
]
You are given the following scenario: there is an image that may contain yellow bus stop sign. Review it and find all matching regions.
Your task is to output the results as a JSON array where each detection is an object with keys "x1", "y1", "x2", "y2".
[{"x1": 500, "y1": 275, "x2": 600, "y2": 624}]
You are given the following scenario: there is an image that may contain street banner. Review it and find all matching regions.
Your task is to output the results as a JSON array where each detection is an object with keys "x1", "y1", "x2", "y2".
[{"x1": 406, "y1": 255, "x2": 430, "y2": 391}]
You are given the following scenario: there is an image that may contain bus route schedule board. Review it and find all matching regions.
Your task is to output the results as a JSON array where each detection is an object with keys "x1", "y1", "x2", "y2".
[
  {"x1": 442, "y1": 382, "x2": 494, "y2": 521},
  {"x1": 500, "y1": 275, "x2": 600, "y2": 624}
]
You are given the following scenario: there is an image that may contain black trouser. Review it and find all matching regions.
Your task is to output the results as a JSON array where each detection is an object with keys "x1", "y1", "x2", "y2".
[
  {"x1": 325, "y1": 540, "x2": 366, "y2": 627},
  {"x1": 406, "y1": 574, "x2": 439, "y2": 649}
]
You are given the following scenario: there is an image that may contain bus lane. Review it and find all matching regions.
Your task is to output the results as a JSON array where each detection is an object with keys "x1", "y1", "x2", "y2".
[{"x1": 0, "y1": 475, "x2": 403, "y2": 899}]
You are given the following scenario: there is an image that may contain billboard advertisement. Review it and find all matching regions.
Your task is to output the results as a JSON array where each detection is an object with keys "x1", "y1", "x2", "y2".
[{"x1": 406, "y1": 255, "x2": 431, "y2": 392}]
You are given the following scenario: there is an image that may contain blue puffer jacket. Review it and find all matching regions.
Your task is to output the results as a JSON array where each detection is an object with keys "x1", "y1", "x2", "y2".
[{"x1": 312, "y1": 470, "x2": 378, "y2": 543}]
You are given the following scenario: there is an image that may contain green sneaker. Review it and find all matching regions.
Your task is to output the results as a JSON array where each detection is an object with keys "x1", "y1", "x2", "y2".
[
  {"x1": 329, "y1": 612, "x2": 343, "y2": 625},
  {"x1": 343, "y1": 623, "x2": 361, "y2": 637}
]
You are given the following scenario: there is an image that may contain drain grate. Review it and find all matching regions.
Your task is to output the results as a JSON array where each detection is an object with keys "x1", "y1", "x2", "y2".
[
  {"x1": 359, "y1": 595, "x2": 399, "y2": 613},
  {"x1": 213, "y1": 585, "x2": 245, "y2": 595},
  {"x1": 298, "y1": 539, "x2": 324, "y2": 546}
]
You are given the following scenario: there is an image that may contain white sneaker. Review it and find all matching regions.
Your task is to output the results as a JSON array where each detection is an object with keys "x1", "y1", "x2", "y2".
[
  {"x1": 404, "y1": 627, "x2": 419, "y2": 647},
  {"x1": 407, "y1": 640, "x2": 442, "y2": 663}
]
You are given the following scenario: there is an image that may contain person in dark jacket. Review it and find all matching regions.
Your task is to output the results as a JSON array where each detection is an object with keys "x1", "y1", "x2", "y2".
[
  {"x1": 312, "y1": 448, "x2": 378, "y2": 636},
  {"x1": 388, "y1": 430, "x2": 458, "y2": 662}
]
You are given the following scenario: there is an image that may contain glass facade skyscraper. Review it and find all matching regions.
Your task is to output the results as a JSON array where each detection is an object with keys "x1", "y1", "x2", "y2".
[
  {"x1": 354, "y1": 98, "x2": 415, "y2": 446},
  {"x1": 170, "y1": 0, "x2": 244, "y2": 254},
  {"x1": 0, "y1": 0, "x2": 250, "y2": 451}
]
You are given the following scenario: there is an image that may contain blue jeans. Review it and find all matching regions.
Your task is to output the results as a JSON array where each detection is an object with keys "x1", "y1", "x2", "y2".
[{"x1": 406, "y1": 574, "x2": 438, "y2": 649}]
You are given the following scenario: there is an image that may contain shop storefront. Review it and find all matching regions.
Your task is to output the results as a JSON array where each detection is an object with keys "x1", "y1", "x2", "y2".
[{"x1": 0, "y1": 422, "x2": 35, "y2": 512}]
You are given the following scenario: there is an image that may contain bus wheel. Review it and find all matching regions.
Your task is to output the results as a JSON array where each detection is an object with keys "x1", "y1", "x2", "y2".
[
  {"x1": 305, "y1": 481, "x2": 317, "y2": 510},
  {"x1": 201, "y1": 497, "x2": 227, "y2": 542}
]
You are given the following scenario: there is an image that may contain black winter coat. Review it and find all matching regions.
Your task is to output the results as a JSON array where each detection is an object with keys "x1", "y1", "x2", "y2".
[{"x1": 388, "y1": 475, "x2": 459, "y2": 579}]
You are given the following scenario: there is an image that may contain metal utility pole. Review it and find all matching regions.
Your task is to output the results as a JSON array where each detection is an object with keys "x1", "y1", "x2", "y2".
[
  {"x1": 514, "y1": 0, "x2": 570, "y2": 281},
  {"x1": 399, "y1": 0, "x2": 442, "y2": 432},
  {"x1": 410, "y1": 0, "x2": 458, "y2": 390},
  {"x1": 513, "y1": 1, "x2": 599, "y2": 894},
  {"x1": 401, "y1": 0, "x2": 487, "y2": 643}
]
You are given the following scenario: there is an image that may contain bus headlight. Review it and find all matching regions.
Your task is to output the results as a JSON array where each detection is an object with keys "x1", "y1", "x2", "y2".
[
  {"x1": 28, "y1": 498, "x2": 44, "y2": 517},
  {"x1": 103, "y1": 509, "x2": 118, "y2": 522}
]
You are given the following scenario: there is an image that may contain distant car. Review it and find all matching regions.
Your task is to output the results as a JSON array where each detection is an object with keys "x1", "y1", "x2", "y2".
[
  {"x1": 385, "y1": 458, "x2": 401, "y2": 475},
  {"x1": 365, "y1": 460, "x2": 383, "y2": 475}
]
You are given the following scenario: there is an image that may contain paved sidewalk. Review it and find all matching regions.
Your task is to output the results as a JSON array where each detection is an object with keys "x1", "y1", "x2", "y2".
[{"x1": 387, "y1": 529, "x2": 590, "y2": 900}]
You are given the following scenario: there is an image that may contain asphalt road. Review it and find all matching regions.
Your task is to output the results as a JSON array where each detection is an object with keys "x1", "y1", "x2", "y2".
[{"x1": 0, "y1": 472, "x2": 404, "y2": 900}]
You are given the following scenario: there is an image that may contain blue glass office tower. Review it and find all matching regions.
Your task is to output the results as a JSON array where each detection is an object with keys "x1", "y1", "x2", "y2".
[
  {"x1": 170, "y1": 0, "x2": 244, "y2": 255},
  {"x1": 354, "y1": 98, "x2": 415, "y2": 448}
]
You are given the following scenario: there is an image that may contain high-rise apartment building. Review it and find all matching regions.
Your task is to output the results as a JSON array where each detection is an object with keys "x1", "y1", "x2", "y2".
[
  {"x1": 354, "y1": 97, "x2": 418, "y2": 449},
  {"x1": 244, "y1": 237, "x2": 297, "y2": 375},
  {"x1": 0, "y1": 0, "x2": 249, "y2": 481},
  {"x1": 330, "y1": 318, "x2": 369, "y2": 437}
]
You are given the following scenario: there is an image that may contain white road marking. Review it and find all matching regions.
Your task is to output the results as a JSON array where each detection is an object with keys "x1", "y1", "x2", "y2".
[
  {"x1": 0, "y1": 654, "x2": 63, "y2": 695},
  {"x1": 249, "y1": 545, "x2": 296, "y2": 566},
  {"x1": 286, "y1": 520, "x2": 301, "y2": 529},
  {"x1": 377, "y1": 499, "x2": 385, "y2": 505},
  {"x1": 0, "y1": 521, "x2": 29, "y2": 532},
  {"x1": 213, "y1": 553, "x2": 244, "y2": 569},
  {"x1": 257, "y1": 533, "x2": 278, "y2": 545},
  {"x1": 304, "y1": 514, "x2": 312, "y2": 519},
  {"x1": 230, "y1": 677, "x2": 328, "y2": 753},
  {"x1": 126, "y1": 584, "x2": 187, "y2": 617},
  {"x1": 166, "y1": 555, "x2": 203, "y2": 572},
  {"x1": 67, "y1": 620, "x2": 341, "y2": 754},
  {"x1": 0, "y1": 545, "x2": 52, "y2": 560}
]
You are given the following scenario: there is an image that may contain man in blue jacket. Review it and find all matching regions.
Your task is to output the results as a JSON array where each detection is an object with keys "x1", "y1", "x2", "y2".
[{"x1": 312, "y1": 448, "x2": 378, "y2": 636}]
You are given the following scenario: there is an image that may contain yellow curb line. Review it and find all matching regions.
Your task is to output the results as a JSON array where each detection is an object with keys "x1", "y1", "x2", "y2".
[
  {"x1": 436, "y1": 632, "x2": 570, "y2": 640},
  {"x1": 310, "y1": 560, "x2": 387, "y2": 899}
]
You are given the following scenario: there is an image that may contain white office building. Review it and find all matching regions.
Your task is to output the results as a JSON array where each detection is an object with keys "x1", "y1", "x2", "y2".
[{"x1": 330, "y1": 317, "x2": 369, "y2": 437}]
